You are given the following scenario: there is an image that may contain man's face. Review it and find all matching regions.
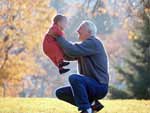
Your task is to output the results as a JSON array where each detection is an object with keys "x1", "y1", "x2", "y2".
[{"x1": 77, "y1": 23, "x2": 91, "y2": 41}]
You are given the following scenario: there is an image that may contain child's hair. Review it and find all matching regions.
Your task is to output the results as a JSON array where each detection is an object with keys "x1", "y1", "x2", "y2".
[{"x1": 53, "y1": 14, "x2": 67, "y2": 24}]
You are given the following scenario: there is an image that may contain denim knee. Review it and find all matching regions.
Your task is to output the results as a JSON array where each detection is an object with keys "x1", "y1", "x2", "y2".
[
  {"x1": 55, "y1": 88, "x2": 63, "y2": 99},
  {"x1": 69, "y1": 74, "x2": 83, "y2": 84}
]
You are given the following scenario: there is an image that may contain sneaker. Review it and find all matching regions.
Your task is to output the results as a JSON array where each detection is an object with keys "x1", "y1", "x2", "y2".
[
  {"x1": 80, "y1": 108, "x2": 93, "y2": 113},
  {"x1": 80, "y1": 111, "x2": 88, "y2": 113},
  {"x1": 91, "y1": 100, "x2": 104, "y2": 112},
  {"x1": 59, "y1": 68, "x2": 70, "y2": 74},
  {"x1": 59, "y1": 61, "x2": 70, "y2": 67}
]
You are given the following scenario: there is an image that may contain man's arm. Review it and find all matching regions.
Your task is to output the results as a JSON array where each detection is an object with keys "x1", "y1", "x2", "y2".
[{"x1": 56, "y1": 36, "x2": 98, "y2": 57}]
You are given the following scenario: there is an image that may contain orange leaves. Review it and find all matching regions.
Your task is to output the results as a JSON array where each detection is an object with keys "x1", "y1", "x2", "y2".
[{"x1": 0, "y1": 19, "x2": 4, "y2": 26}]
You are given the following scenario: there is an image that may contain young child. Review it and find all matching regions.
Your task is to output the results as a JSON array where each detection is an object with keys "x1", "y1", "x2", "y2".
[{"x1": 43, "y1": 15, "x2": 70, "y2": 74}]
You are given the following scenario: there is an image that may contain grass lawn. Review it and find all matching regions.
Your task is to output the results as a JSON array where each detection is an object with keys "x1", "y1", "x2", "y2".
[{"x1": 0, "y1": 98, "x2": 150, "y2": 113}]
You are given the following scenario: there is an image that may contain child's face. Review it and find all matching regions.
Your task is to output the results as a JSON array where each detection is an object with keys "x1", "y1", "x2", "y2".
[{"x1": 58, "y1": 19, "x2": 67, "y2": 30}]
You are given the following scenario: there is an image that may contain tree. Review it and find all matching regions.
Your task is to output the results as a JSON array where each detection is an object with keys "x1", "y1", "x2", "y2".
[
  {"x1": 0, "y1": 0, "x2": 56, "y2": 96},
  {"x1": 116, "y1": 0, "x2": 150, "y2": 99}
]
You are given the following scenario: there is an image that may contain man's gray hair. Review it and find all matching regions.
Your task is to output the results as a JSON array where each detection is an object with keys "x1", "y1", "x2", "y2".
[{"x1": 80, "y1": 20, "x2": 97, "y2": 36}]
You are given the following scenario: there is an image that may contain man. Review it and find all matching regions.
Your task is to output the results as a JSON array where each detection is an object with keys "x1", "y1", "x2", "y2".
[{"x1": 54, "y1": 20, "x2": 109, "y2": 113}]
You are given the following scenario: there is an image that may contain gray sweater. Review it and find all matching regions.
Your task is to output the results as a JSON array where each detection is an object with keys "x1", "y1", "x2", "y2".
[{"x1": 56, "y1": 36, "x2": 109, "y2": 85}]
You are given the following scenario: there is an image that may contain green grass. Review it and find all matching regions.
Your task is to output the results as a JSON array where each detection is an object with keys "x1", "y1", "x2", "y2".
[{"x1": 0, "y1": 98, "x2": 150, "y2": 113}]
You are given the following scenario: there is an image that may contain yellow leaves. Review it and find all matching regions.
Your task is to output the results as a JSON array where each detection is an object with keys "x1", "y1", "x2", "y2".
[
  {"x1": 98, "y1": 7, "x2": 107, "y2": 14},
  {"x1": 90, "y1": 7, "x2": 107, "y2": 17},
  {"x1": 144, "y1": 8, "x2": 150, "y2": 14},
  {"x1": 0, "y1": 0, "x2": 56, "y2": 85},
  {"x1": 145, "y1": 8, "x2": 150, "y2": 12},
  {"x1": 48, "y1": 7, "x2": 57, "y2": 18},
  {"x1": 5, "y1": 29, "x2": 13, "y2": 37},
  {"x1": 128, "y1": 31, "x2": 134, "y2": 40},
  {"x1": 0, "y1": 51, "x2": 45, "y2": 82},
  {"x1": 14, "y1": 21, "x2": 21, "y2": 29},
  {"x1": 123, "y1": 18, "x2": 129, "y2": 29},
  {"x1": 128, "y1": 31, "x2": 138, "y2": 40}
]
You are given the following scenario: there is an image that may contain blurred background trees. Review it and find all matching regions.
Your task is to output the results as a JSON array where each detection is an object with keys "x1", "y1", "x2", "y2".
[
  {"x1": 116, "y1": 0, "x2": 150, "y2": 99},
  {"x1": 0, "y1": 0, "x2": 149, "y2": 99},
  {"x1": 0, "y1": 0, "x2": 56, "y2": 97}
]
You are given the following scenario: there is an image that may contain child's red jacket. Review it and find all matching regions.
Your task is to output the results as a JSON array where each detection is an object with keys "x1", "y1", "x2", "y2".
[{"x1": 43, "y1": 24, "x2": 64, "y2": 68}]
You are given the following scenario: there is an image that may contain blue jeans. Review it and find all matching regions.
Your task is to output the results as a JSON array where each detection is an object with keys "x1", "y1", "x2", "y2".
[{"x1": 55, "y1": 74, "x2": 108, "y2": 111}]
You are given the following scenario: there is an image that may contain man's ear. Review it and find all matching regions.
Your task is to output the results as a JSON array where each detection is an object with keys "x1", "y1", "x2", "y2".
[{"x1": 88, "y1": 30, "x2": 92, "y2": 34}]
